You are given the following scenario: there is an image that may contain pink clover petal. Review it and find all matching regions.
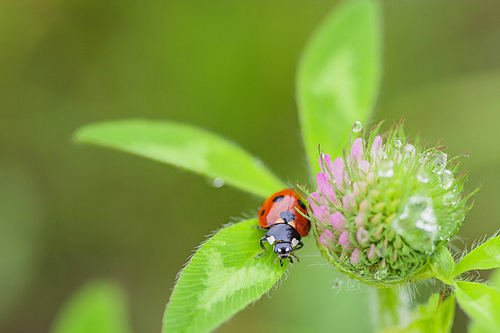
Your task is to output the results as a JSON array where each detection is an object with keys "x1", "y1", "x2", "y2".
[
  {"x1": 371, "y1": 135, "x2": 383, "y2": 160},
  {"x1": 350, "y1": 248, "x2": 360, "y2": 264},
  {"x1": 319, "y1": 230, "x2": 337, "y2": 250},
  {"x1": 316, "y1": 173, "x2": 339, "y2": 206},
  {"x1": 356, "y1": 226, "x2": 369, "y2": 244},
  {"x1": 330, "y1": 211, "x2": 347, "y2": 233},
  {"x1": 354, "y1": 212, "x2": 365, "y2": 227},
  {"x1": 350, "y1": 138, "x2": 364, "y2": 163},
  {"x1": 358, "y1": 181, "x2": 367, "y2": 195},
  {"x1": 359, "y1": 200, "x2": 370, "y2": 212},
  {"x1": 353, "y1": 181, "x2": 367, "y2": 198},
  {"x1": 339, "y1": 231, "x2": 354, "y2": 251},
  {"x1": 309, "y1": 192, "x2": 321, "y2": 212},
  {"x1": 319, "y1": 153, "x2": 334, "y2": 177},
  {"x1": 366, "y1": 172, "x2": 376, "y2": 184},
  {"x1": 313, "y1": 206, "x2": 331, "y2": 225},
  {"x1": 316, "y1": 172, "x2": 337, "y2": 201},
  {"x1": 319, "y1": 236, "x2": 331, "y2": 249},
  {"x1": 333, "y1": 158, "x2": 345, "y2": 187},
  {"x1": 316, "y1": 172, "x2": 329, "y2": 190},
  {"x1": 368, "y1": 243, "x2": 377, "y2": 260},
  {"x1": 342, "y1": 193, "x2": 357, "y2": 212},
  {"x1": 320, "y1": 229, "x2": 334, "y2": 243},
  {"x1": 343, "y1": 171, "x2": 351, "y2": 188},
  {"x1": 338, "y1": 231, "x2": 350, "y2": 246},
  {"x1": 358, "y1": 159, "x2": 370, "y2": 174}
]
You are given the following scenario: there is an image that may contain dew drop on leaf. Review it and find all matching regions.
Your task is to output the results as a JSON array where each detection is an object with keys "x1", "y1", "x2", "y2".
[
  {"x1": 207, "y1": 177, "x2": 225, "y2": 188},
  {"x1": 251, "y1": 157, "x2": 265, "y2": 171}
]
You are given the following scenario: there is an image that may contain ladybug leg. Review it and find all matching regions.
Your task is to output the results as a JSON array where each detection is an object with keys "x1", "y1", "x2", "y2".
[
  {"x1": 255, "y1": 237, "x2": 267, "y2": 258},
  {"x1": 294, "y1": 241, "x2": 304, "y2": 251},
  {"x1": 290, "y1": 253, "x2": 299, "y2": 262}
]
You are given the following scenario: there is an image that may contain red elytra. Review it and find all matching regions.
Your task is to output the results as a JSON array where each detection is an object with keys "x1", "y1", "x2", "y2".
[{"x1": 258, "y1": 189, "x2": 310, "y2": 237}]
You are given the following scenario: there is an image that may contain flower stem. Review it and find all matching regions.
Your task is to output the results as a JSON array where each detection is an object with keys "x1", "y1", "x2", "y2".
[{"x1": 372, "y1": 286, "x2": 408, "y2": 330}]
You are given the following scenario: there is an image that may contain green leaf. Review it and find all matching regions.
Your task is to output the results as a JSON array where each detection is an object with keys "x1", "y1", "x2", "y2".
[
  {"x1": 296, "y1": 0, "x2": 382, "y2": 176},
  {"x1": 74, "y1": 119, "x2": 286, "y2": 198},
  {"x1": 468, "y1": 325, "x2": 489, "y2": 333},
  {"x1": 455, "y1": 281, "x2": 500, "y2": 333},
  {"x1": 162, "y1": 219, "x2": 286, "y2": 333},
  {"x1": 453, "y1": 235, "x2": 500, "y2": 278},
  {"x1": 49, "y1": 280, "x2": 132, "y2": 333},
  {"x1": 377, "y1": 293, "x2": 455, "y2": 333},
  {"x1": 429, "y1": 245, "x2": 455, "y2": 284},
  {"x1": 490, "y1": 268, "x2": 500, "y2": 287},
  {"x1": 408, "y1": 293, "x2": 455, "y2": 333}
]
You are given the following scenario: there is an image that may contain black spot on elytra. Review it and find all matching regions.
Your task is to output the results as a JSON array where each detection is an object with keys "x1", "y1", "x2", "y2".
[
  {"x1": 297, "y1": 199, "x2": 306, "y2": 210},
  {"x1": 260, "y1": 209, "x2": 265, "y2": 217},
  {"x1": 272, "y1": 195, "x2": 285, "y2": 203},
  {"x1": 280, "y1": 211, "x2": 296, "y2": 223}
]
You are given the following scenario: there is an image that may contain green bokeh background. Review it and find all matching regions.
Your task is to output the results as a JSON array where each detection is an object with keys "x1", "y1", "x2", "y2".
[{"x1": 1, "y1": 1, "x2": 499, "y2": 332}]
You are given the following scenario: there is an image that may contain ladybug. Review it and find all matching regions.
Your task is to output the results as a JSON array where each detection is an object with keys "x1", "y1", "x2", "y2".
[{"x1": 255, "y1": 189, "x2": 310, "y2": 266}]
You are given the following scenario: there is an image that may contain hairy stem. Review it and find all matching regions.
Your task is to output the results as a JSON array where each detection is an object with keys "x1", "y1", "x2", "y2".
[{"x1": 371, "y1": 286, "x2": 409, "y2": 330}]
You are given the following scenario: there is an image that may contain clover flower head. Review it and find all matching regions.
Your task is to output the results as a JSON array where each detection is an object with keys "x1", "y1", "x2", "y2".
[{"x1": 308, "y1": 120, "x2": 477, "y2": 286}]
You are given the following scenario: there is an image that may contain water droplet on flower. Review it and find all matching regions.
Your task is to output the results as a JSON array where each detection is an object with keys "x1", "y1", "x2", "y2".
[
  {"x1": 377, "y1": 160, "x2": 394, "y2": 178},
  {"x1": 374, "y1": 269, "x2": 388, "y2": 280},
  {"x1": 421, "y1": 151, "x2": 447, "y2": 170},
  {"x1": 251, "y1": 157, "x2": 265, "y2": 171},
  {"x1": 443, "y1": 191, "x2": 457, "y2": 205},
  {"x1": 353, "y1": 121, "x2": 363, "y2": 132},
  {"x1": 417, "y1": 170, "x2": 430, "y2": 184},
  {"x1": 419, "y1": 153, "x2": 447, "y2": 181},
  {"x1": 434, "y1": 152, "x2": 447, "y2": 166},
  {"x1": 393, "y1": 196, "x2": 438, "y2": 253},
  {"x1": 440, "y1": 169, "x2": 454, "y2": 189},
  {"x1": 404, "y1": 144, "x2": 415, "y2": 159},
  {"x1": 420, "y1": 206, "x2": 437, "y2": 226}
]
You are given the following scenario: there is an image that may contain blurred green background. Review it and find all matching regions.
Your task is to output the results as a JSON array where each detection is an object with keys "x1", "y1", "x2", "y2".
[{"x1": 1, "y1": 0, "x2": 500, "y2": 332}]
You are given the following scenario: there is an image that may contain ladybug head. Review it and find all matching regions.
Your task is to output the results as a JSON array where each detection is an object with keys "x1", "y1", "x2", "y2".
[{"x1": 273, "y1": 242, "x2": 294, "y2": 267}]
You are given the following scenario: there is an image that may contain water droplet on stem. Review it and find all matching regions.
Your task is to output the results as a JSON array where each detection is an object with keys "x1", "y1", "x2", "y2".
[{"x1": 353, "y1": 121, "x2": 362, "y2": 132}]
